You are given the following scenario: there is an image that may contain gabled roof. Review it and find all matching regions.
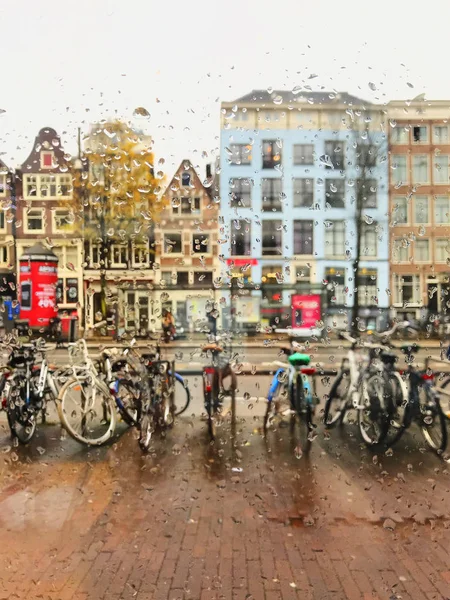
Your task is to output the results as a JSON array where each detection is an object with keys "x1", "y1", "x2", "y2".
[
  {"x1": 21, "y1": 127, "x2": 69, "y2": 174},
  {"x1": 227, "y1": 89, "x2": 372, "y2": 107},
  {"x1": 162, "y1": 159, "x2": 213, "y2": 199}
]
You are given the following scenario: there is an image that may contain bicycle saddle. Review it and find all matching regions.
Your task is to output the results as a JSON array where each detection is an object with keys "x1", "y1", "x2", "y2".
[
  {"x1": 400, "y1": 343, "x2": 420, "y2": 354},
  {"x1": 288, "y1": 352, "x2": 311, "y2": 367},
  {"x1": 202, "y1": 344, "x2": 223, "y2": 353}
]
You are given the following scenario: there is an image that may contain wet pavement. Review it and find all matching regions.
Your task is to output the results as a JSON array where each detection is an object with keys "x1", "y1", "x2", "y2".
[{"x1": 0, "y1": 401, "x2": 449, "y2": 600}]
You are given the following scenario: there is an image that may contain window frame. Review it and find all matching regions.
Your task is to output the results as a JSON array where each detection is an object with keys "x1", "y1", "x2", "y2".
[
  {"x1": 110, "y1": 243, "x2": 129, "y2": 268},
  {"x1": 434, "y1": 195, "x2": 450, "y2": 224},
  {"x1": 393, "y1": 273, "x2": 421, "y2": 306},
  {"x1": 392, "y1": 196, "x2": 409, "y2": 225},
  {"x1": 229, "y1": 143, "x2": 252, "y2": 165},
  {"x1": 435, "y1": 238, "x2": 450, "y2": 263},
  {"x1": 293, "y1": 178, "x2": 314, "y2": 208},
  {"x1": 433, "y1": 154, "x2": 449, "y2": 184},
  {"x1": 191, "y1": 232, "x2": 211, "y2": 255},
  {"x1": 412, "y1": 154, "x2": 429, "y2": 185},
  {"x1": 163, "y1": 232, "x2": 183, "y2": 256},
  {"x1": 293, "y1": 144, "x2": 314, "y2": 166},
  {"x1": 391, "y1": 155, "x2": 408, "y2": 185},
  {"x1": 231, "y1": 220, "x2": 252, "y2": 256},
  {"x1": 262, "y1": 140, "x2": 282, "y2": 169},
  {"x1": 40, "y1": 151, "x2": 55, "y2": 169},
  {"x1": 391, "y1": 127, "x2": 409, "y2": 144},
  {"x1": 24, "y1": 207, "x2": 44, "y2": 233},
  {"x1": 229, "y1": 178, "x2": 252, "y2": 208},
  {"x1": 324, "y1": 140, "x2": 345, "y2": 170},
  {"x1": 293, "y1": 220, "x2": 314, "y2": 255},
  {"x1": 172, "y1": 196, "x2": 201, "y2": 216},
  {"x1": 357, "y1": 269, "x2": 378, "y2": 307},
  {"x1": 0, "y1": 173, "x2": 6, "y2": 197},
  {"x1": 325, "y1": 178, "x2": 346, "y2": 209},
  {"x1": 324, "y1": 220, "x2": 346, "y2": 257},
  {"x1": 360, "y1": 221, "x2": 378, "y2": 257},
  {"x1": 392, "y1": 238, "x2": 409, "y2": 263},
  {"x1": 433, "y1": 125, "x2": 449, "y2": 144},
  {"x1": 414, "y1": 238, "x2": 430, "y2": 263},
  {"x1": 0, "y1": 244, "x2": 9, "y2": 266},
  {"x1": 413, "y1": 195, "x2": 430, "y2": 225},
  {"x1": 52, "y1": 209, "x2": 74, "y2": 233},
  {"x1": 261, "y1": 219, "x2": 282, "y2": 256},
  {"x1": 132, "y1": 243, "x2": 150, "y2": 268},
  {"x1": 261, "y1": 178, "x2": 283, "y2": 212},
  {"x1": 412, "y1": 125, "x2": 428, "y2": 144}
]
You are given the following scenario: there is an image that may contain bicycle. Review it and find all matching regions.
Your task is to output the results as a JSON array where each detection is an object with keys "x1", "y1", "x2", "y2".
[
  {"x1": 323, "y1": 328, "x2": 406, "y2": 447},
  {"x1": 386, "y1": 343, "x2": 447, "y2": 455},
  {"x1": 57, "y1": 339, "x2": 117, "y2": 446},
  {"x1": 264, "y1": 346, "x2": 317, "y2": 454},
  {"x1": 202, "y1": 336, "x2": 237, "y2": 440}
]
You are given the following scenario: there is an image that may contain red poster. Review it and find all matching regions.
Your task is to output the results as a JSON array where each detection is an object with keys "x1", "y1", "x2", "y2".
[
  {"x1": 19, "y1": 257, "x2": 58, "y2": 327},
  {"x1": 291, "y1": 294, "x2": 321, "y2": 329}
]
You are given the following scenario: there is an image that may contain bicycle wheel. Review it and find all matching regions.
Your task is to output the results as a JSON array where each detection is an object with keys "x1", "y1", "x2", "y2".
[
  {"x1": 57, "y1": 377, "x2": 116, "y2": 446},
  {"x1": 114, "y1": 378, "x2": 141, "y2": 426},
  {"x1": 6, "y1": 376, "x2": 36, "y2": 444},
  {"x1": 419, "y1": 387, "x2": 448, "y2": 453},
  {"x1": 438, "y1": 376, "x2": 450, "y2": 419},
  {"x1": 153, "y1": 374, "x2": 173, "y2": 428},
  {"x1": 323, "y1": 370, "x2": 350, "y2": 428},
  {"x1": 292, "y1": 373, "x2": 313, "y2": 455},
  {"x1": 358, "y1": 373, "x2": 390, "y2": 446},
  {"x1": 172, "y1": 373, "x2": 191, "y2": 417},
  {"x1": 264, "y1": 369, "x2": 290, "y2": 432}
]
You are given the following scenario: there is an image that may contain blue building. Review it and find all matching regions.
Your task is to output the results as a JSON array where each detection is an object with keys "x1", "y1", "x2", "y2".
[{"x1": 219, "y1": 90, "x2": 389, "y2": 333}]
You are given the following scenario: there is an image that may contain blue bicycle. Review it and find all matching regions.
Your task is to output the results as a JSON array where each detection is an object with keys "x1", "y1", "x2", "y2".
[{"x1": 264, "y1": 347, "x2": 317, "y2": 454}]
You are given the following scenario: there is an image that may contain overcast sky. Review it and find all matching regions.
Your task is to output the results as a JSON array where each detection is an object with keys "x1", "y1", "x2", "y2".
[{"x1": 1, "y1": 0, "x2": 450, "y2": 177}]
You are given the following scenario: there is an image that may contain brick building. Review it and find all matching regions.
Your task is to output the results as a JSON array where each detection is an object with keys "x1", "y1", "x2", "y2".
[
  {"x1": 15, "y1": 127, "x2": 84, "y2": 319},
  {"x1": 388, "y1": 101, "x2": 450, "y2": 321},
  {"x1": 155, "y1": 160, "x2": 219, "y2": 333}
]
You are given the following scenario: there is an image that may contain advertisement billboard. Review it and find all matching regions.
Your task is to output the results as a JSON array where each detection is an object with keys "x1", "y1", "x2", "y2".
[{"x1": 291, "y1": 294, "x2": 321, "y2": 331}]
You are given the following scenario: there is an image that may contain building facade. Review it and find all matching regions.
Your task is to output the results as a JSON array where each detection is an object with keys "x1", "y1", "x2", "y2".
[
  {"x1": 0, "y1": 160, "x2": 17, "y2": 328},
  {"x1": 155, "y1": 160, "x2": 220, "y2": 333},
  {"x1": 388, "y1": 101, "x2": 450, "y2": 323},
  {"x1": 220, "y1": 90, "x2": 390, "y2": 332},
  {"x1": 15, "y1": 127, "x2": 84, "y2": 323}
]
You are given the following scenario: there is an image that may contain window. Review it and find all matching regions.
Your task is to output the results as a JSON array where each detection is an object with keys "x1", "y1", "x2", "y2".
[
  {"x1": 360, "y1": 221, "x2": 378, "y2": 257},
  {"x1": 433, "y1": 155, "x2": 449, "y2": 184},
  {"x1": 229, "y1": 178, "x2": 252, "y2": 207},
  {"x1": 293, "y1": 178, "x2": 314, "y2": 207},
  {"x1": 433, "y1": 126, "x2": 449, "y2": 144},
  {"x1": 413, "y1": 196, "x2": 429, "y2": 224},
  {"x1": 53, "y1": 209, "x2": 73, "y2": 232},
  {"x1": 0, "y1": 245, "x2": 9, "y2": 265},
  {"x1": 194, "y1": 271, "x2": 213, "y2": 286},
  {"x1": 229, "y1": 144, "x2": 252, "y2": 165},
  {"x1": 173, "y1": 196, "x2": 201, "y2": 215},
  {"x1": 295, "y1": 265, "x2": 311, "y2": 283},
  {"x1": 231, "y1": 220, "x2": 251, "y2": 256},
  {"x1": 435, "y1": 238, "x2": 450, "y2": 263},
  {"x1": 111, "y1": 244, "x2": 129, "y2": 266},
  {"x1": 0, "y1": 173, "x2": 6, "y2": 196},
  {"x1": 40, "y1": 175, "x2": 57, "y2": 197},
  {"x1": 392, "y1": 155, "x2": 407, "y2": 185},
  {"x1": 261, "y1": 178, "x2": 283, "y2": 212},
  {"x1": 0, "y1": 211, "x2": 5, "y2": 230},
  {"x1": 414, "y1": 239, "x2": 430, "y2": 262},
  {"x1": 357, "y1": 269, "x2": 377, "y2": 307},
  {"x1": 65, "y1": 278, "x2": 79, "y2": 304},
  {"x1": 435, "y1": 196, "x2": 450, "y2": 223},
  {"x1": 325, "y1": 267, "x2": 346, "y2": 305},
  {"x1": 89, "y1": 244, "x2": 101, "y2": 266},
  {"x1": 392, "y1": 238, "x2": 409, "y2": 263},
  {"x1": 394, "y1": 274, "x2": 421, "y2": 305},
  {"x1": 262, "y1": 140, "x2": 282, "y2": 169},
  {"x1": 25, "y1": 208, "x2": 44, "y2": 232},
  {"x1": 24, "y1": 175, "x2": 37, "y2": 197},
  {"x1": 161, "y1": 271, "x2": 189, "y2": 285},
  {"x1": 133, "y1": 244, "x2": 150, "y2": 267},
  {"x1": 163, "y1": 233, "x2": 182, "y2": 254},
  {"x1": 412, "y1": 125, "x2": 428, "y2": 143},
  {"x1": 324, "y1": 141, "x2": 345, "y2": 170},
  {"x1": 324, "y1": 220, "x2": 345, "y2": 256},
  {"x1": 357, "y1": 179, "x2": 377, "y2": 208},
  {"x1": 65, "y1": 246, "x2": 79, "y2": 269},
  {"x1": 392, "y1": 197, "x2": 408, "y2": 224},
  {"x1": 40, "y1": 151, "x2": 54, "y2": 168},
  {"x1": 391, "y1": 128, "x2": 409, "y2": 144},
  {"x1": 412, "y1": 155, "x2": 428, "y2": 184},
  {"x1": 262, "y1": 220, "x2": 282, "y2": 255},
  {"x1": 293, "y1": 220, "x2": 313, "y2": 255},
  {"x1": 325, "y1": 179, "x2": 345, "y2": 208},
  {"x1": 181, "y1": 172, "x2": 191, "y2": 187},
  {"x1": 357, "y1": 144, "x2": 377, "y2": 168},
  {"x1": 59, "y1": 175, "x2": 72, "y2": 197},
  {"x1": 293, "y1": 144, "x2": 314, "y2": 165},
  {"x1": 192, "y1": 233, "x2": 210, "y2": 254}
]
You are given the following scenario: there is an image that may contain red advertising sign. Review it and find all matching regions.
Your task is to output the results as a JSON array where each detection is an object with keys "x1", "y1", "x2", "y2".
[
  {"x1": 291, "y1": 294, "x2": 321, "y2": 329},
  {"x1": 226, "y1": 258, "x2": 258, "y2": 267},
  {"x1": 19, "y1": 246, "x2": 59, "y2": 328}
]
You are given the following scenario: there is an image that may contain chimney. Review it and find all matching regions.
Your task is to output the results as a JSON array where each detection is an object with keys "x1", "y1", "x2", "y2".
[{"x1": 206, "y1": 163, "x2": 212, "y2": 179}]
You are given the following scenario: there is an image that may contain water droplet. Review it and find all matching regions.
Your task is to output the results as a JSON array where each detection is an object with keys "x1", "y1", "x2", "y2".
[
  {"x1": 133, "y1": 107, "x2": 150, "y2": 119},
  {"x1": 364, "y1": 215, "x2": 374, "y2": 225},
  {"x1": 319, "y1": 155, "x2": 334, "y2": 168},
  {"x1": 418, "y1": 225, "x2": 426, "y2": 236},
  {"x1": 368, "y1": 82, "x2": 377, "y2": 91},
  {"x1": 272, "y1": 95, "x2": 283, "y2": 105}
]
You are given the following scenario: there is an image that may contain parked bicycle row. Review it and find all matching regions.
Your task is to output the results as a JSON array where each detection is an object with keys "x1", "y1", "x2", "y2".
[{"x1": 0, "y1": 321, "x2": 449, "y2": 459}]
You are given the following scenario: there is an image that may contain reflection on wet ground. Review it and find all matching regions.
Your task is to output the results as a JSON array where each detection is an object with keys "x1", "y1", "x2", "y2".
[{"x1": 0, "y1": 414, "x2": 449, "y2": 599}]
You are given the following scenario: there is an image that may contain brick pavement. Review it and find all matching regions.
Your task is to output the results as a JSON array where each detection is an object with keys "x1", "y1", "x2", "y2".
[{"x1": 0, "y1": 418, "x2": 449, "y2": 600}]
